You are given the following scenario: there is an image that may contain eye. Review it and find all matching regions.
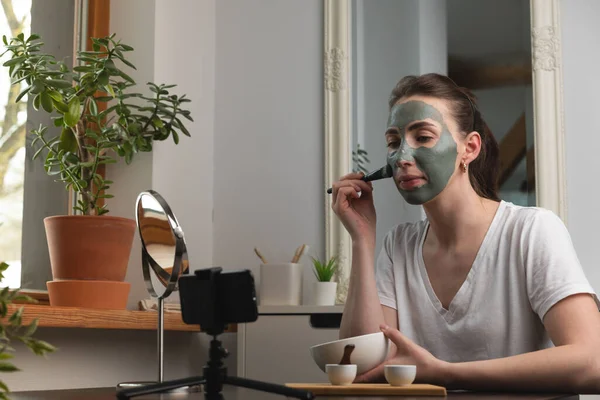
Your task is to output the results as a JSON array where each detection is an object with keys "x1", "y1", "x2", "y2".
[
  {"x1": 387, "y1": 140, "x2": 400, "y2": 149},
  {"x1": 416, "y1": 136, "x2": 433, "y2": 144}
]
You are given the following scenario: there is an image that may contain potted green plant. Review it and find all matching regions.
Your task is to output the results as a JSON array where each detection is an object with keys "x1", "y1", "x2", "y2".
[
  {"x1": 1, "y1": 33, "x2": 193, "y2": 308},
  {"x1": 0, "y1": 262, "x2": 55, "y2": 399},
  {"x1": 310, "y1": 255, "x2": 338, "y2": 306}
]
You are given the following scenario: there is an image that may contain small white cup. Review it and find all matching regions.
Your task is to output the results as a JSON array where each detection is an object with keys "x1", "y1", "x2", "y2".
[
  {"x1": 326, "y1": 364, "x2": 357, "y2": 385},
  {"x1": 384, "y1": 365, "x2": 416, "y2": 386}
]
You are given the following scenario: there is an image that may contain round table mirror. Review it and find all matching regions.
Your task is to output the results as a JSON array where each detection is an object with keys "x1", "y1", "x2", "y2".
[
  {"x1": 136, "y1": 190, "x2": 189, "y2": 299},
  {"x1": 135, "y1": 189, "x2": 190, "y2": 383}
]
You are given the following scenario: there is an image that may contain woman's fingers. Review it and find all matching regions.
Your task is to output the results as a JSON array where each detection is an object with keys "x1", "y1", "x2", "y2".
[
  {"x1": 339, "y1": 172, "x2": 365, "y2": 181},
  {"x1": 354, "y1": 363, "x2": 386, "y2": 384},
  {"x1": 331, "y1": 180, "x2": 365, "y2": 207},
  {"x1": 333, "y1": 186, "x2": 361, "y2": 212}
]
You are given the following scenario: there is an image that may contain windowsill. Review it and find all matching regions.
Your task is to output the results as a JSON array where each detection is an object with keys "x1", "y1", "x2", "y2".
[{"x1": 6, "y1": 304, "x2": 237, "y2": 332}]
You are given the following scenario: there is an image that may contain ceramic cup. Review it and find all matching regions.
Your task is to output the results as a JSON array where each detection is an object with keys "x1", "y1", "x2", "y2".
[
  {"x1": 325, "y1": 364, "x2": 357, "y2": 386},
  {"x1": 384, "y1": 365, "x2": 417, "y2": 386},
  {"x1": 310, "y1": 332, "x2": 390, "y2": 375}
]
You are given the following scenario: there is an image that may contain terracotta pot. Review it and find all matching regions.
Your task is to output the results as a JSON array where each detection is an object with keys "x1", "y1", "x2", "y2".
[
  {"x1": 44, "y1": 215, "x2": 136, "y2": 281},
  {"x1": 47, "y1": 280, "x2": 130, "y2": 309}
]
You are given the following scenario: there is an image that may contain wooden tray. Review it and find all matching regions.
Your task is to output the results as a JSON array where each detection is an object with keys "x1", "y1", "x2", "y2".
[{"x1": 285, "y1": 383, "x2": 447, "y2": 396}]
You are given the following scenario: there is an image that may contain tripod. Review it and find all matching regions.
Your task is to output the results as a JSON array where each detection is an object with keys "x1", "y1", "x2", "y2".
[{"x1": 116, "y1": 334, "x2": 314, "y2": 400}]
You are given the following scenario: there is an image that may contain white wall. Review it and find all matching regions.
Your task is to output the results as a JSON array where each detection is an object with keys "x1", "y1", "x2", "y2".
[
  {"x1": 561, "y1": 0, "x2": 600, "y2": 293},
  {"x1": 106, "y1": 0, "x2": 156, "y2": 311},
  {"x1": 213, "y1": 0, "x2": 324, "y2": 304},
  {"x1": 152, "y1": 0, "x2": 215, "y2": 275}
]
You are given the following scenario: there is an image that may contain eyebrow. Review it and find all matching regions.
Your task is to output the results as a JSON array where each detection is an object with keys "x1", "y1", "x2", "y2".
[{"x1": 385, "y1": 121, "x2": 438, "y2": 135}]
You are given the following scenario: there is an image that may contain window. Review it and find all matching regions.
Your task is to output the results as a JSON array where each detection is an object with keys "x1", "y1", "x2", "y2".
[{"x1": 0, "y1": 0, "x2": 73, "y2": 289}]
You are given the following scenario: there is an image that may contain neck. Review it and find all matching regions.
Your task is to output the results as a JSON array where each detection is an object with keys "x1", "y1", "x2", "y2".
[{"x1": 422, "y1": 179, "x2": 499, "y2": 249}]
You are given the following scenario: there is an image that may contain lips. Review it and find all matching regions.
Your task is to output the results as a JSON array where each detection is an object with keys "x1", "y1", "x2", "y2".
[{"x1": 397, "y1": 174, "x2": 426, "y2": 190}]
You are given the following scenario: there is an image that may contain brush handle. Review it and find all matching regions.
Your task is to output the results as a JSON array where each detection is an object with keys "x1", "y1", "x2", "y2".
[
  {"x1": 254, "y1": 247, "x2": 268, "y2": 264},
  {"x1": 291, "y1": 244, "x2": 308, "y2": 263},
  {"x1": 326, "y1": 165, "x2": 392, "y2": 194}
]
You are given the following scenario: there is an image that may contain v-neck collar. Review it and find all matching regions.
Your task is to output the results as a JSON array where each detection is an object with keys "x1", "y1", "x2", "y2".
[{"x1": 416, "y1": 201, "x2": 506, "y2": 323}]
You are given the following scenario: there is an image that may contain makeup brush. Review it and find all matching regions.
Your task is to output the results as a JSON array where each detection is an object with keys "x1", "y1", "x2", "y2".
[
  {"x1": 291, "y1": 244, "x2": 309, "y2": 263},
  {"x1": 326, "y1": 164, "x2": 393, "y2": 194},
  {"x1": 254, "y1": 247, "x2": 268, "y2": 264}
]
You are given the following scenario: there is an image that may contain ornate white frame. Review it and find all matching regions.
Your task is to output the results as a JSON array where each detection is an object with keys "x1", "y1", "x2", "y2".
[{"x1": 324, "y1": 0, "x2": 567, "y2": 303}]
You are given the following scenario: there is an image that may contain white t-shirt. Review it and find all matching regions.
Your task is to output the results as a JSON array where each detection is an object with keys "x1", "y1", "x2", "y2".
[{"x1": 375, "y1": 200, "x2": 598, "y2": 363}]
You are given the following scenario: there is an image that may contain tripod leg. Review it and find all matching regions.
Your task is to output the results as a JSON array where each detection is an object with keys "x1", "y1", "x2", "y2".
[
  {"x1": 224, "y1": 375, "x2": 314, "y2": 400},
  {"x1": 116, "y1": 376, "x2": 205, "y2": 400}
]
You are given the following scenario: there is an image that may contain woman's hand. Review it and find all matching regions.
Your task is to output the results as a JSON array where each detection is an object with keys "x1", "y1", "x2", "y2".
[
  {"x1": 355, "y1": 325, "x2": 448, "y2": 385},
  {"x1": 331, "y1": 172, "x2": 376, "y2": 242}
]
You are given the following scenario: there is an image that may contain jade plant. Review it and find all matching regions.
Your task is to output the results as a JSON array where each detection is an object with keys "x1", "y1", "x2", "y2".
[
  {"x1": 310, "y1": 255, "x2": 338, "y2": 282},
  {"x1": 1, "y1": 33, "x2": 193, "y2": 215},
  {"x1": 352, "y1": 143, "x2": 370, "y2": 175},
  {"x1": 0, "y1": 262, "x2": 55, "y2": 399}
]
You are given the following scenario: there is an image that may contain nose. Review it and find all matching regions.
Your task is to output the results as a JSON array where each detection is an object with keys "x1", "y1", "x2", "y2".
[
  {"x1": 397, "y1": 158, "x2": 415, "y2": 168},
  {"x1": 395, "y1": 142, "x2": 415, "y2": 167}
]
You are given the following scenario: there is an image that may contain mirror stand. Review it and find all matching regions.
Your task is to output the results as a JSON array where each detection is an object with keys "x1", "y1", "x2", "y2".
[{"x1": 117, "y1": 190, "x2": 191, "y2": 391}]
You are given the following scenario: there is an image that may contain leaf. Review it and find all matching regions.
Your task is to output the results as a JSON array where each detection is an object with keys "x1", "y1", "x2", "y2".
[
  {"x1": 29, "y1": 339, "x2": 57, "y2": 355},
  {"x1": 27, "y1": 33, "x2": 41, "y2": 42},
  {"x1": 89, "y1": 99, "x2": 98, "y2": 116},
  {"x1": 47, "y1": 90, "x2": 63, "y2": 102},
  {"x1": 73, "y1": 65, "x2": 93, "y2": 73},
  {"x1": 40, "y1": 92, "x2": 53, "y2": 113},
  {"x1": 46, "y1": 79, "x2": 72, "y2": 89},
  {"x1": 104, "y1": 84, "x2": 115, "y2": 98},
  {"x1": 32, "y1": 93, "x2": 41, "y2": 110},
  {"x1": 64, "y1": 98, "x2": 81, "y2": 127},
  {"x1": 9, "y1": 307, "x2": 23, "y2": 326},
  {"x1": 52, "y1": 117, "x2": 64, "y2": 127},
  {"x1": 0, "y1": 363, "x2": 18, "y2": 373},
  {"x1": 15, "y1": 85, "x2": 32, "y2": 102},
  {"x1": 2, "y1": 56, "x2": 25, "y2": 67},
  {"x1": 12, "y1": 295, "x2": 35, "y2": 303},
  {"x1": 52, "y1": 99, "x2": 69, "y2": 113},
  {"x1": 58, "y1": 128, "x2": 77, "y2": 153},
  {"x1": 23, "y1": 319, "x2": 39, "y2": 337},
  {"x1": 97, "y1": 70, "x2": 109, "y2": 86}
]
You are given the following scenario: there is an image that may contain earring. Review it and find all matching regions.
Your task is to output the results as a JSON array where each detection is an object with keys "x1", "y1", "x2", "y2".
[{"x1": 461, "y1": 161, "x2": 468, "y2": 173}]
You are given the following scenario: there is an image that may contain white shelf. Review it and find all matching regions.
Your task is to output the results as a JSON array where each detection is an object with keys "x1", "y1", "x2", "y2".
[{"x1": 257, "y1": 304, "x2": 344, "y2": 314}]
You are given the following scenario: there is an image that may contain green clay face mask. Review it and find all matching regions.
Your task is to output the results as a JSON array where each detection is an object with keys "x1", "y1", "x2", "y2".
[{"x1": 386, "y1": 100, "x2": 458, "y2": 205}]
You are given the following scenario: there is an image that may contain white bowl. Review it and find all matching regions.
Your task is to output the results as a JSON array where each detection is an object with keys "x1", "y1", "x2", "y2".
[
  {"x1": 384, "y1": 365, "x2": 416, "y2": 386},
  {"x1": 326, "y1": 364, "x2": 357, "y2": 385},
  {"x1": 310, "y1": 332, "x2": 390, "y2": 375}
]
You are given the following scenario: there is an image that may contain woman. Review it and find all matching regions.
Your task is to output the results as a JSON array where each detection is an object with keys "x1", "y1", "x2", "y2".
[{"x1": 331, "y1": 73, "x2": 600, "y2": 393}]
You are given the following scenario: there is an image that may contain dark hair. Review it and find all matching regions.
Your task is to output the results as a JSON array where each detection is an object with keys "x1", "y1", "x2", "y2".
[{"x1": 388, "y1": 73, "x2": 500, "y2": 202}]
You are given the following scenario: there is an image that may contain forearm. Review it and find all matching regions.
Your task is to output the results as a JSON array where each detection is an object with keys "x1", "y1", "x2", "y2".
[
  {"x1": 339, "y1": 239, "x2": 385, "y2": 339},
  {"x1": 442, "y1": 344, "x2": 600, "y2": 393}
]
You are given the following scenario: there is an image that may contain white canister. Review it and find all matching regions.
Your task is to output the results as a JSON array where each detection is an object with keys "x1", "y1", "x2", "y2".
[
  {"x1": 312, "y1": 281, "x2": 338, "y2": 305},
  {"x1": 259, "y1": 263, "x2": 303, "y2": 306}
]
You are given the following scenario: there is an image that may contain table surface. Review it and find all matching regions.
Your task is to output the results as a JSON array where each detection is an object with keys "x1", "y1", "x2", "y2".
[{"x1": 10, "y1": 386, "x2": 580, "y2": 400}]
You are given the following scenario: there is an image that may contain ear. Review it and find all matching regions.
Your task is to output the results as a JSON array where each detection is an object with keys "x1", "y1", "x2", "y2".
[{"x1": 463, "y1": 131, "x2": 481, "y2": 165}]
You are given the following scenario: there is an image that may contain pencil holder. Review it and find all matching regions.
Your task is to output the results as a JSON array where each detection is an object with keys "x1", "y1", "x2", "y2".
[{"x1": 259, "y1": 263, "x2": 303, "y2": 306}]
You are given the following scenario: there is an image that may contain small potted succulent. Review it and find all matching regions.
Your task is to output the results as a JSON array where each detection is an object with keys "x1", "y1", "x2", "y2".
[
  {"x1": 1, "y1": 33, "x2": 192, "y2": 308},
  {"x1": 310, "y1": 255, "x2": 338, "y2": 306},
  {"x1": 0, "y1": 262, "x2": 55, "y2": 399}
]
